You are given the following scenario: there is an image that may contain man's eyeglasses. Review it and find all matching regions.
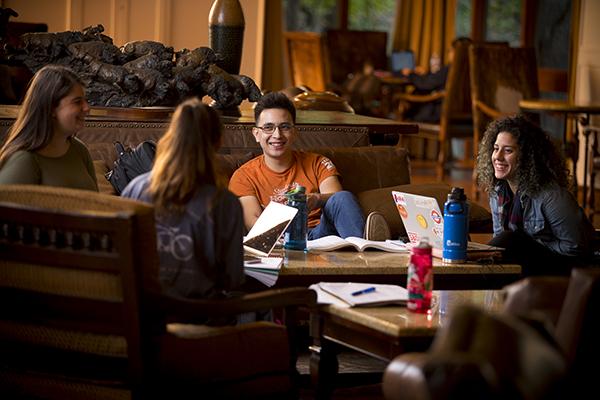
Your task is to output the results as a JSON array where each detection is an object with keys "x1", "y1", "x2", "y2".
[{"x1": 255, "y1": 123, "x2": 295, "y2": 134}]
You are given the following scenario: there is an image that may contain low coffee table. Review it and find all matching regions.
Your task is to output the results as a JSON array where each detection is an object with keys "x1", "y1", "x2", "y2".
[
  {"x1": 276, "y1": 249, "x2": 521, "y2": 290},
  {"x1": 309, "y1": 289, "x2": 505, "y2": 399}
]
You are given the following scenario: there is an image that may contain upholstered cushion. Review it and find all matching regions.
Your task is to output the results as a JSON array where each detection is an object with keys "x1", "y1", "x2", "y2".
[
  {"x1": 357, "y1": 183, "x2": 492, "y2": 239},
  {"x1": 216, "y1": 152, "x2": 257, "y2": 180},
  {"x1": 384, "y1": 305, "x2": 567, "y2": 400},
  {"x1": 313, "y1": 146, "x2": 411, "y2": 194},
  {"x1": 93, "y1": 160, "x2": 115, "y2": 195},
  {"x1": 155, "y1": 322, "x2": 291, "y2": 395}
]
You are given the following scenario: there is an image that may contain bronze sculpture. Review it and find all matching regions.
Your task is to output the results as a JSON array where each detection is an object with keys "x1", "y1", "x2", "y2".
[{"x1": 4, "y1": 24, "x2": 261, "y2": 112}]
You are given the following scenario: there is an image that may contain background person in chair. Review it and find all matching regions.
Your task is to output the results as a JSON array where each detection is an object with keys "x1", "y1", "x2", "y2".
[
  {"x1": 229, "y1": 92, "x2": 389, "y2": 241},
  {"x1": 122, "y1": 98, "x2": 246, "y2": 300},
  {"x1": 476, "y1": 115, "x2": 595, "y2": 275},
  {"x1": 0, "y1": 65, "x2": 97, "y2": 191},
  {"x1": 397, "y1": 37, "x2": 471, "y2": 123}
]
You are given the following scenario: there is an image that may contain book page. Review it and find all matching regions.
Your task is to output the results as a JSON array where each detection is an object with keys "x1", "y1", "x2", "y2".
[
  {"x1": 318, "y1": 282, "x2": 408, "y2": 307},
  {"x1": 307, "y1": 235, "x2": 356, "y2": 251},
  {"x1": 345, "y1": 237, "x2": 410, "y2": 253}
]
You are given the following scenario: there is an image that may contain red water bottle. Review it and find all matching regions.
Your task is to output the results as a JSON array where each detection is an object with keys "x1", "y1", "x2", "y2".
[{"x1": 407, "y1": 238, "x2": 433, "y2": 313}]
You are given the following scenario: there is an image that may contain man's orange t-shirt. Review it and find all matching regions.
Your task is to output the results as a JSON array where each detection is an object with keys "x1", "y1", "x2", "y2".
[{"x1": 228, "y1": 151, "x2": 339, "y2": 227}]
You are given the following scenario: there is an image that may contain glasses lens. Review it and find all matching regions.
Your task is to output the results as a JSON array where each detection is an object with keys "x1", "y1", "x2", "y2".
[
  {"x1": 279, "y1": 123, "x2": 293, "y2": 132},
  {"x1": 260, "y1": 124, "x2": 275, "y2": 133}
]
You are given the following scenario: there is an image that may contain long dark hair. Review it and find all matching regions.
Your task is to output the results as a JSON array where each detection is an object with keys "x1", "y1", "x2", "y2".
[
  {"x1": 0, "y1": 65, "x2": 83, "y2": 168},
  {"x1": 476, "y1": 114, "x2": 570, "y2": 195},
  {"x1": 148, "y1": 98, "x2": 223, "y2": 215}
]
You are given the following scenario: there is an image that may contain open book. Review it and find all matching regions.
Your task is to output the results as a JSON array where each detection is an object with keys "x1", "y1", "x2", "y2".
[
  {"x1": 244, "y1": 201, "x2": 298, "y2": 257},
  {"x1": 244, "y1": 257, "x2": 283, "y2": 287},
  {"x1": 307, "y1": 235, "x2": 409, "y2": 253},
  {"x1": 310, "y1": 282, "x2": 408, "y2": 307}
]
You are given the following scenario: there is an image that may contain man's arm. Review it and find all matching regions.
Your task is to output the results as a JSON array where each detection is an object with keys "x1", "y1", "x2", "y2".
[
  {"x1": 307, "y1": 175, "x2": 343, "y2": 211},
  {"x1": 238, "y1": 195, "x2": 263, "y2": 232}
]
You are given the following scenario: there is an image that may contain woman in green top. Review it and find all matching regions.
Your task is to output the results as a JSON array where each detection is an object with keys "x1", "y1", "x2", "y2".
[{"x1": 0, "y1": 65, "x2": 98, "y2": 191}]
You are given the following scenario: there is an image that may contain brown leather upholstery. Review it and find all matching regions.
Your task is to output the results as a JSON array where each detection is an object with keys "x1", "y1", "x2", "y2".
[
  {"x1": 91, "y1": 145, "x2": 493, "y2": 237},
  {"x1": 383, "y1": 305, "x2": 567, "y2": 400},
  {"x1": 0, "y1": 185, "x2": 316, "y2": 399},
  {"x1": 502, "y1": 268, "x2": 600, "y2": 398}
]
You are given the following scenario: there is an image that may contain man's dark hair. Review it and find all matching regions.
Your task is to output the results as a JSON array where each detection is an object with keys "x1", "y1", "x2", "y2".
[{"x1": 254, "y1": 92, "x2": 296, "y2": 123}]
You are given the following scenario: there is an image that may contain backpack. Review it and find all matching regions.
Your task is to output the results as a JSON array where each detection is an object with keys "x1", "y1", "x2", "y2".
[{"x1": 105, "y1": 140, "x2": 157, "y2": 194}]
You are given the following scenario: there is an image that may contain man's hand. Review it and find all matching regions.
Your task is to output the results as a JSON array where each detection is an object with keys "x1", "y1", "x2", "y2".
[{"x1": 307, "y1": 193, "x2": 322, "y2": 211}]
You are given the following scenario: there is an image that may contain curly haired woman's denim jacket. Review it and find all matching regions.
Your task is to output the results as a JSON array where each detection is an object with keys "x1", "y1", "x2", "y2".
[{"x1": 490, "y1": 182, "x2": 595, "y2": 257}]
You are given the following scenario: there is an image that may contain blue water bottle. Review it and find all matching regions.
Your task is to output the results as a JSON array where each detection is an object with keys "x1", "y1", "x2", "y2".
[
  {"x1": 442, "y1": 187, "x2": 469, "y2": 263},
  {"x1": 284, "y1": 185, "x2": 308, "y2": 251}
]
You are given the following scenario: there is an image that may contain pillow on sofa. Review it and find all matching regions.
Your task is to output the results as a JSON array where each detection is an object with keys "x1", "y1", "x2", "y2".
[
  {"x1": 312, "y1": 146, "x2": 411, "y2": 194},
  {"x1": 357, "y1": 183, "x2": 492, "y2": 239},
  {"x1": 216, "y1": 152, "x2": 257, "y2": 180}
]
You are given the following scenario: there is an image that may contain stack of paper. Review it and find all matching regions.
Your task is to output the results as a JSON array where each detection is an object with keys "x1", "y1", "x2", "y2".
[
  {"x1": 310, "y1": 282, "x2": 408, "y2": 307},
  {"x1": 244, "y1": 257, "x2": 283, "y2": 287}
]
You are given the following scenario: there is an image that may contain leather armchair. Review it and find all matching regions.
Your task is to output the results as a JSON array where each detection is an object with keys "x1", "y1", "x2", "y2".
[
  {"x1": 382, "y1": 304, "x2": 567, "y2": 400},
  {"x1": 0, "y1": 184, "x2": 316, "y2": 399},
  {"x1": 502, "y1": 268, "x2": 600, "y2": 398}
]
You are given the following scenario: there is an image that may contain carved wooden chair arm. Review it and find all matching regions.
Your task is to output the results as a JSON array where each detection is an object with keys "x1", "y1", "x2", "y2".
[
  {"x1": 473, "y1": 100, "x2": 512, "y2": 119},
  {"x1": 393, "y1": 90, "x2": 446, "y2": 104},
  {"x1": 158, "y1": 287, "x2": 317, "y2": 320}
]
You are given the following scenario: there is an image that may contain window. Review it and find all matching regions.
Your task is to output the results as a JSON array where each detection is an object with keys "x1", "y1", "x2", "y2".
[
  {"x1": 283, "y1": 0, "x2": 338, "y2": 32},
  {"x1": 348, "y1": 0, "x2": 395, "y2": 32},
  {"x1": 455, "y1": 0, "x2": 521, "y2": 45},
  {"x1": 455, "y1": 0, "x2": 472, "y2": 38},
  {"x1": 485, "y1": 0, "x2": 521, "y2": 46}
]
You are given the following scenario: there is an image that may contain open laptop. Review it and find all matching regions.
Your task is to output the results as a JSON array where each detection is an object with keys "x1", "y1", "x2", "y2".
[
  {"x1": 390, "y1": 50, "x2": 415, "y2": 73},
  {"x1": 243, "y1": 201, "x2": 298, "y2": 257},
  {"x1": 391, "y1": 191, "x2": 502, "y2": 253}
]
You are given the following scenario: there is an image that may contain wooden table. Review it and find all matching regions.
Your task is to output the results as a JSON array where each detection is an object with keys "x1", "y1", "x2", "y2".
[
  {"x1": 519, "y1": 99, "x2": 600, "y2": 208},
  {"x1": 277, "y1": 249, "x2": 521, "y2": 290},
  {"x1": 309, "y1": 289, "x2": 505, "y2": 399}
]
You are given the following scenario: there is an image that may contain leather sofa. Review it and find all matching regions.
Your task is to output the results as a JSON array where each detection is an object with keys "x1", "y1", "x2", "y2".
[{"x1": 89, "y1": 140, "x2": 492, "y2": 239}]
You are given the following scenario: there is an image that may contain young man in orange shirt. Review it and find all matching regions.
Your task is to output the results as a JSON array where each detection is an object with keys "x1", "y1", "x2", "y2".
[{"x1": 228, "y1": 92, "x2": 389, "y2": 240}]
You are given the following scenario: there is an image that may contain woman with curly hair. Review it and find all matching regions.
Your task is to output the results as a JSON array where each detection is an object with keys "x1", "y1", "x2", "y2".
[{"x1": 476, "y1": 114, "x2": 594, "y2": 275}]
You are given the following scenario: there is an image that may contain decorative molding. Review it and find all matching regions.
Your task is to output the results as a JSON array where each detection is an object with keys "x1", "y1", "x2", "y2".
[
  {"x1": 110, "y1": 0, "x2": 130, "y2": 46},
  {"x1": 66, "y1": 0, "x2": 84, "y2": 31},
  {"x1": 255, "y1": 0, "x2": 265, "y2": 87},
  {"x1": 154, "y1": 0, "x2": 172, "y2": 45},
  {"x1": 84, "y1": 121, "x2": 169, "y2": 129}
]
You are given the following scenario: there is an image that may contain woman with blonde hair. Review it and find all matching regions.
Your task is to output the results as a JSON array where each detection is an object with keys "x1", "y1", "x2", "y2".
[
  {"x1": 0, "y1": 65, "x2": 97, "y2": 190},
  {"x1": 122, "y1": 98, "x2": 245, "y2": 299}
]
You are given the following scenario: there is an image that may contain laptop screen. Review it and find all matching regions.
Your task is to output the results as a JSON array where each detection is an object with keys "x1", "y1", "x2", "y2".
[
  {"x1": 391, "y1": 191, "x2": 444, "y2": 249},
  {"x1": 391, "y1": 51, "x2": 415, "y2": 72}
]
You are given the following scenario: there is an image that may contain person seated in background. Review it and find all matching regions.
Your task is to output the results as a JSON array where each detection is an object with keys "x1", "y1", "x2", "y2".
[
  {"x1": 476, "y1": 114, "x2": 595, "y2": 276},
  {"x1": 397, "y1": 37, "x2": 471, "y2": 123},
  {"x1": 122, "y1": 98, "x2": 246, "y2": 300},
  {"x1": 229, "y1": 91, "x2": 390, "y2": 241},
  {"x1": 0, "y1": 65, "x2": 98, "y2": 191}
]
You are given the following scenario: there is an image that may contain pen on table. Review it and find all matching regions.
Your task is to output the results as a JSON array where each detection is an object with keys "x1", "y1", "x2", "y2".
[{"x1": 351, "y1": 287, "x2": 376, "y2": 296}]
